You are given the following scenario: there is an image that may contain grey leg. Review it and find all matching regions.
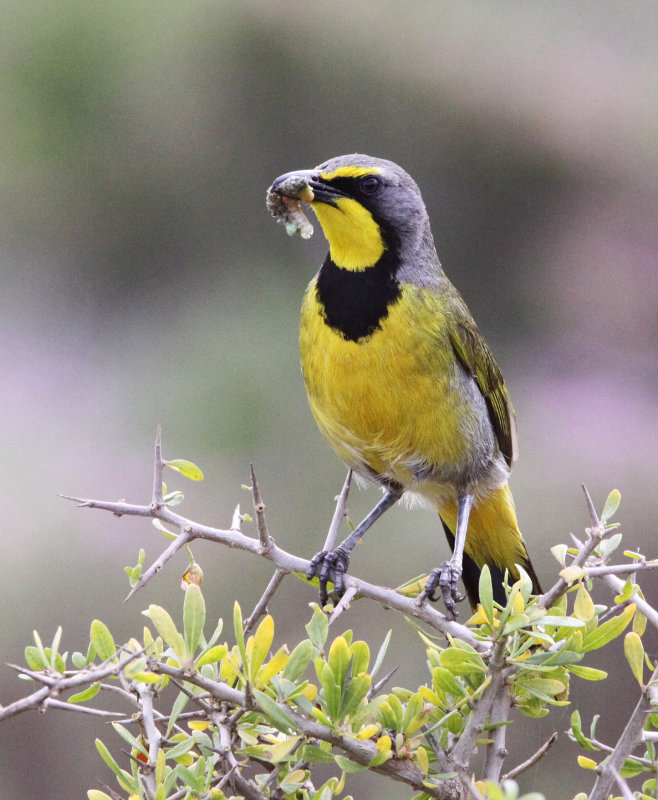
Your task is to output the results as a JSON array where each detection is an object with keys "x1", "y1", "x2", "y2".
[
  {"x1": 307, "y1": 487, "x2": 403, "y2": 605},
  {"x1": 423, "y1": 492, "x2": 474, "y2": 618}
]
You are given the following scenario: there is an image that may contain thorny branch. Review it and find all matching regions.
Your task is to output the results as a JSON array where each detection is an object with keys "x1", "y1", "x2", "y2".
[
  {"x1": 5, "y1": 432, "x2": 656, "y2": 800},
  {"x1": 147, "y1": 660, "x2": 453, "y2": 799},
  {"x1": 588, "y1": 662, "x2": 658, "y2": 800},
  {"x1": 62, "y1": 433, "x2": 486, "y2": 651}
]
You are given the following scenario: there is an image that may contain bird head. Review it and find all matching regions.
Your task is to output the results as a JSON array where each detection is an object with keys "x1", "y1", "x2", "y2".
[{"x1": 271, "y1": 154, "x2": 433, "y2": 272}]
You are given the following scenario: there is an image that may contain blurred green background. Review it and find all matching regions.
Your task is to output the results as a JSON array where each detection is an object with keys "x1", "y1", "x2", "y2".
[{"x1": 1, "y1": 2, "x2": 657, "y2": 797}]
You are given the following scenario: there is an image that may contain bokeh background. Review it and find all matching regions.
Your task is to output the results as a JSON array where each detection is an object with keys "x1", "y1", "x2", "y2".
[{"x1": 1, "y1": 2, "x2": 657, "y2": 797}]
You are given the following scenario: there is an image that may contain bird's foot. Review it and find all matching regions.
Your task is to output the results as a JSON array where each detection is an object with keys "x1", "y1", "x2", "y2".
[
  {"x1": 306, "y1": 547, "x2": 351, "y2": 607},
  {"x1": 422, "y1": 562, "x2": 466, "y2": 619}
]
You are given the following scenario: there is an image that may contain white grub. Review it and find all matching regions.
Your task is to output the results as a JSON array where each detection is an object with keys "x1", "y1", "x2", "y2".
[{"x1": 266, "y1": 176, "x2": 314, "y2": 239}]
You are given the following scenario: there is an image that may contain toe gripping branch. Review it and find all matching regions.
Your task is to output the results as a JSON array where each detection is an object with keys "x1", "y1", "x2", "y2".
[
  {"x1": 422, "y1": 492, "x2": 474, "y2": 619},
  {"x1": 306, "y1": 547, "x2": 351, "y2": 607},
  {"x1": 306, "y1": 486, "x2": 403, "y2": 608},
  {"x1": 422, "y1": 563, "x2": 466, "y2": 619}
]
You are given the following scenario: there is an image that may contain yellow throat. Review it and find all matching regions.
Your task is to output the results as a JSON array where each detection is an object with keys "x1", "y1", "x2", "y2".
[{"x1": 311, "y1": 167, "x2": 385, "y2": 270}]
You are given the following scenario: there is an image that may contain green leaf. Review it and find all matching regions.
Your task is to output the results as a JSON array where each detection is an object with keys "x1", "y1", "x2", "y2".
[
  {"x1": 165, "y1": 458, "x2": 204, "y2": 481},
  {"x1": 515, "y1": 677, "x2": 567, "y2": 702},
  {"x1": 50, "y1": 626, "x2": 63, "y2": 668},
  {"x1": 624, "y1": 631, "x2": 645, "y2": 685},
  {"x1": 233, "y1": 601, "x2": 248, "y2": 673},
  {"x1": 111, "y1": 722, "x2": 147, "y2": 756},
  {"x1": 371, "y1": 630, "x2": 391, "y2": 679},
  {"x1": 321, "y1": 663, "x2": 341, "y2": 721},
  {"x1": 339, "y1": 674, "x2": 371, "y2": 718},
  {"x1": 368, "y1": 750, "x2": 393, "y2": 767},
  {"x1": 253, "y1": 689, "x2": 299, "y2": 733},
  {"x1": 620, "y1": 758, "x2": 647, "y2": 778},
  {"x1": 71, "y1": 651, "x2": 86, "y2": 669},
  {"x1": 540, "y1": 615, "x2": 586, "y2": 629},
  {"x1": 439, "y1": 648, "x2": 486, "y2": 675},
  {"x1": 550, "y1": 544, "x2": 568, "y2": 565},
  {"x1": 385, "y1": 693, "x2": 404, "y2": 727},
  {"x1": 432, "y1": 667, "x2": 465, "y2": 697},
  {"x1": 568, "y1": 665, "x2": 607, "y2": 681},
  {"x1": 599, "y1": 533, "x2": 623, "y2": 559},
  {"x1": 195, "y1": 644, "x2": 228, "y2": 668},
  {"x1": 68, "y1": 683, "x2": 100, "y2": 704},
  {"x1": 167, "y1": 691, "x2": 190, "y2": 736},
  {"x1": 183, "y1": 584, "x2": 206, "y2": 660},
  {"x1": 165, "y1": 736, "x2": 196, "y2": 760},
  {"x1": 95, "y1": 738, "x2": 124, "y2": 776},
  {"x1": 143, "y1": 605, "x2": 185, "y2": 662},
  {"x1": 306, "y1": 604, "x2": 329, "y2": 650},
  {"x1": 350, "y1": 641, "x2": 370, "y2": 676},
  {"x1": 152, "y1": 518, "x2": 178, "y2": 539},
  {"x1": 570, "y1": 710, "x2": 596, "y2": 751},
  {"x1": 90, "y1": 620, "x2": 116, "y2": 662},
  {"x1": 249, "y1": 615, "x2": 274, "y2": 683},
  {"x1": 328, "y1": 636, "x2": 351, "y2": 688},
  {"x1": 601, "y1": 489, "x2": 621, "y2": 523},
  {"x1": 334, "y1": 755, "x2": 367, "y2": 773},
  {"x1": 574, "y1": 585, "x2": 596, "y2": 621},
  {"x1": 582, "y1": 604, "x2": 635, "y2": 652},
  {"x1": 501, "y1": 614, "x2": 532, "y2": 634},
  {"x1": 163, "y1": 490, "x2": 184, "y2": 507},
  {"x1": 282, "y1": 639, "x2": 315, "y2": 683},
  {"x1": 87, "y1": 792, "x2": 114, "y2": 800},
  {"x1": 25, "y1": 646, "x2": 46, "y2": 671},
  {"x1": 300, "y1": 744, "x2": 336, "y2": 764},
  {"x1": 402, "y1": 692, "x2": 424, "y2": 734},
  {"x1": 478, "y1": 565, "x2": 494, "y2": 624}
]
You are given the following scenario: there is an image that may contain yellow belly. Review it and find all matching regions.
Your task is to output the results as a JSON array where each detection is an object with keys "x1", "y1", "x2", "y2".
[{"x1": 300, "y1": 279, "x2": 492, "y2": 493}]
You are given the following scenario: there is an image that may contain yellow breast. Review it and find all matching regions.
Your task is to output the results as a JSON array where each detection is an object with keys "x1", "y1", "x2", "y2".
[{"x1": 300, "y1": 279, "x2": 485, "y2": 489}]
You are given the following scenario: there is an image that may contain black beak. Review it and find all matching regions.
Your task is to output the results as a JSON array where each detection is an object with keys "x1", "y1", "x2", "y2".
[
  {"x1": 271, "y1": 169, "x2": 346, "y2": 207},
  {"x1": 271, "y1": 169, "x2": 317, "y2": 194}
]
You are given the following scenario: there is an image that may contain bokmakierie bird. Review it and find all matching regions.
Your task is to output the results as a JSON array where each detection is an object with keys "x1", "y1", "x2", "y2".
[{"x1": 268, "y1": 154, "x2": 541, "y2": 616}]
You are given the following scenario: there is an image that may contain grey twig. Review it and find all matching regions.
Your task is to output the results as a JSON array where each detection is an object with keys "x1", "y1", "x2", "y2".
[
  {"x1": 244, "y1": 569, "x2": 286, "y2": 635},
  {"x1": 450, "y1": 639, "x2": 508, "y2": 769},
  {"x1": 540, "y1": 484, "x2": 607, "y2": 609},
  {"x1": 64, "y1": 495, "x2": 486, "y2": 650},
  {"x1": 586, "y1": 561, "x2": 658, "y2": 577},
  {"x1": 124, "y1": 525, "x2": 194, "y2": 602},
  {"x1": 216, "y1": 715, "x2": 267, "y2": 800},
  {"x1": 368, "y1": 666, "x2": 399, "y2": 699},
  {"x1": 323, "y1": 469, "x2": 352, "y2": 552},
  {"x1": 152, "y1": 425, "x2": 164, "y2": 507},
  {"x1": 137, "y1": 684, "x2": 162, "y2": 797},
  {"x1": 588, "y1": 662, "x2": 658, "y2": 800},
  {"x1": 0, "y1": 647, "x2": 147, "y2": 723},
  {"x1": 612, "y1": 766, "x2": 635, "y2": 800},
  {"x1": 149, "y1": 660, "x2": 451, "y2": 799},
  {"x1": 328, "y1": 585, "x2": 357, "y2": 625},
  {"x1": 503, "y1": 732, "x2": 559, "y2": 780},
  {"x1": 600, "y1": 572, "x2": 658, "y2": 631},
  {"x1": 37, "y1": 698, "x2": 124, "y2": 718},
  {"x1": 250, "y1": 464, "x2": 271, "y2": 553},
  {"x1": 482, "y1": 685, "x2": 512, "y2": 782}
]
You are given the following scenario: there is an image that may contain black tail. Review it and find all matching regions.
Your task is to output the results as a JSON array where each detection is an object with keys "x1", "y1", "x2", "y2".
[{"x1": 440, "y1": 519, "x2": 542, "y2": 609}]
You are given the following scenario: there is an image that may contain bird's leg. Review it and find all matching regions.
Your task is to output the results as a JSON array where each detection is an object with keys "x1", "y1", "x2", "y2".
[
  {"x1": 423, "y1": 492, "x2": 474, "y2": 618},
  {"x1": 307, "y1": 487, "x2": 403, "y2": 606}
]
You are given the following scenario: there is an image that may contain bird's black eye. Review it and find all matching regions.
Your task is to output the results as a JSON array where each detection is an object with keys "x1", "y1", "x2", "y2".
[{"x1": 360, "y1": 175, "x2": 381, "y2": 195}]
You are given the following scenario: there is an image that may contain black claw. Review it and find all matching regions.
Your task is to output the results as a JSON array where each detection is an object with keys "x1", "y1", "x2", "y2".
[
  {"x1": 306, "y1": 551, "x2": 327, "y2": 581},
  {"x1": 422, "y1": 562, "x2": 466, "y2": 618},
  {"x1": 307, "y1": 547, "x2": 351, "y2": 606}
]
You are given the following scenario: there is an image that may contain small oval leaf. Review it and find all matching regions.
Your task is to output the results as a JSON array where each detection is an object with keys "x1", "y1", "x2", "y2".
[
  {"x1": 90, "y1": 620, "x2": 116, "y2": 662},
  {"x1": 165, "y1": 459, "x2": 204, "y2": 481}
]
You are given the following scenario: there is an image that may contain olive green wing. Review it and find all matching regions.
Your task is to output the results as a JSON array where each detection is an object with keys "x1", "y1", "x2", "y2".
[{"x1": 447, "y1": 293, "x2": 518, "y2": 467}]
